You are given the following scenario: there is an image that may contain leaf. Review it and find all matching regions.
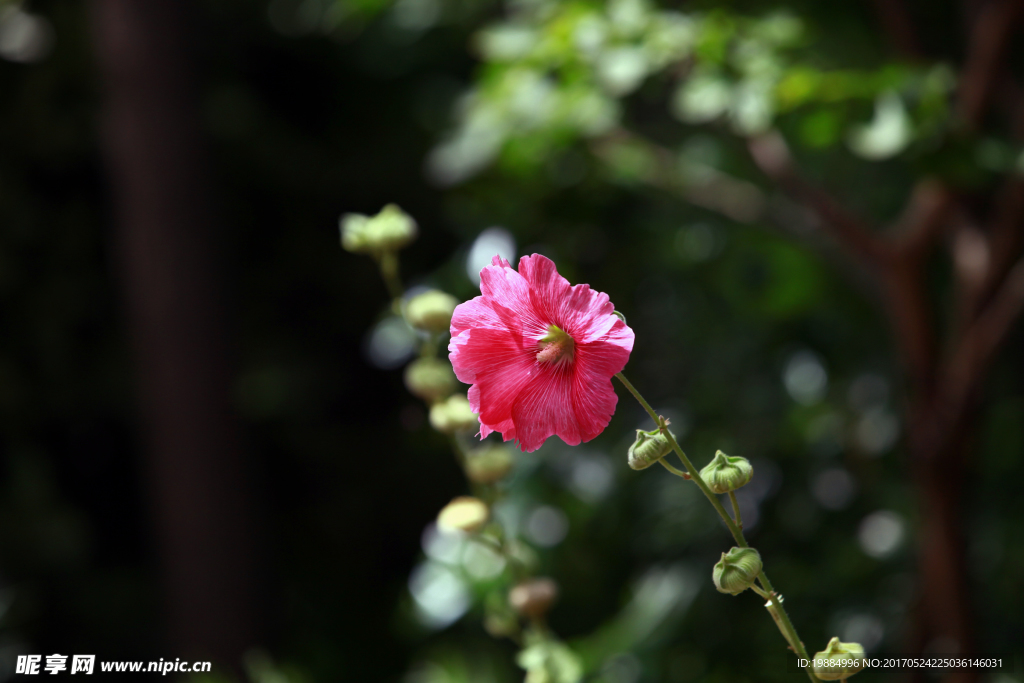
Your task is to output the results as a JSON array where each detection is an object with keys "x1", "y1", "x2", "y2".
[{"x1": 847, "y1": 91, "x2": 912, "y2": 160}]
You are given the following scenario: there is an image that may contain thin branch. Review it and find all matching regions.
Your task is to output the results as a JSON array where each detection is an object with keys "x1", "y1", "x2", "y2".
[
  {"x1": 893, "y1": 181, "x2": 954, "y2": 257},
  {"x1": 747, "y1": 131, "x2": 890, "y2": 266},
  {"x1": 995, "y1": 74, "x2": 1024, "y2": 141},
  {"x1": 883, "y1": 253, "x2": 938, "y2": 399},
  {"x1": 944, "y1": 256, "x2": 1024, "y2": 410},
  {"x1": 590, "y1": 129, "x2": 768, "y2": 224},
  {"x1": 591, "y1": 130, "x2": 881, "y2": 297},
  {"x1": 971, "y1": 177, "x2": 1024, "y2": 317},
  {"x1": 743, "y1": 131, "x2": 940, "y2": 395},
  {"x1": 958, "y1": 0, "x2": 1024, "y2": 130},
  {"x1": 952, "y1": 221, "x2": 991, "y2": 299}
]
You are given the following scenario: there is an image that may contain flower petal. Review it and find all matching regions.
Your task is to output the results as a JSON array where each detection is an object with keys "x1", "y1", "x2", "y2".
[
  {"x1": 478, "y1": 256, "x2": 547, "y2": 338},
  {"x1": 569, "y1": 337, "x2": 633, "y2": 441},
  {"x1": 511, "y1": 366, "x2": 581, "y2": 452},
  {"x1": 517, "y1": 254, "x2": 622, "y2": 343},
  {"x1": 451, "y1": 327, "x2": 535, "y2": 431}
]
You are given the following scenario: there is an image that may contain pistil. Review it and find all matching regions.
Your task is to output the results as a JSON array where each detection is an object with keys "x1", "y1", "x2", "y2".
[{"x1": 536, "y1": 324, "x2": 575, "y2": 364}]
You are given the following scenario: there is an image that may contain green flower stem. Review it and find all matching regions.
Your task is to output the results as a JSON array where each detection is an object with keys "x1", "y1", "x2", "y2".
[
  {"x1": 447, "y1": 436, "x2": 529, "y2": 580},
  {"x1": 657, "y1": 458, "x2": 690, "y2": 478},
  {"x1": 478, "y1": 525, "x2": 529, "y2": 582},
  {"x1": 377, "y1": 251, "x2": 404, "y2": 311},
  {"x1": 614, "y1": 373, "x2": 743, "y2": 543},
  {"x1": 420, "y1": 332, "x2": 439, "y2": 359},
  {"x1": 448, "y1": 435, "x2": 467, "y2": 469},
  {"x1": 729, "y1": 491, "x2": 743, "y2": 530},
  {"x1": 614, "y1": 372, "x2": 818, "y2": 682}
]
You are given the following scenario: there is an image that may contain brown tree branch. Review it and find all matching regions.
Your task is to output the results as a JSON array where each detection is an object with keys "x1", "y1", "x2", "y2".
[
  {"x1": 591, "y1": 129, "x2": 769, "y2": 224},
  {"x1": 90, "y1": 0, "x2": 262, "y2": 669},
  {"x1": 893, "y1": 180, "x2": 954, "y2": 257},
  {"x1": 971, "y1": 177, "x2": 1024, "y2": 316},
  {"x1": 958, "y1": 0, "x2": 1024, "y2": 129},
  {"x1": 945, "y1": 256, "x2": 1024, "y2": 411},
  {"x1": 995, "y1": 74, "x2": 1024, "y2": 141},
  {"x1": 748, "y1": 131, "x2": 890, "y2": 265},
  {"x1": 883, "y1": 252, "x2": 939, "y2": 399},
  {"x1": 746, "y1": 132, "x2": 943, "y2": 395}
]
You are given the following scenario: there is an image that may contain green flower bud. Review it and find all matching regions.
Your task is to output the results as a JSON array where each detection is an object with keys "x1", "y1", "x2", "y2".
[
  {"x1": 712, "y1": 546, "x2": 763, "y2": 595},
  {"x1": 811, "y1": 637, "x2": 866, "y2": 681},
  {"x1": 406, "y1": 289, "x2": 458, "y2": 333},
  {"x1": 627, "y1": 428, "x2": 675, "y2": 470},
  {"x1": 404, "y1": 358, "x2": 456, "y2": 403},
  {"x1": 509, "y1": 578, "x2": 559, "y2": 619},
  {"x1": 428, "y1": 394, "x2": 478, "y2": 434},
  {"x1": 339, "y1": 204, "x2": 417, "y2": 255},
  {"x1": 517, "y1": 638, "x2": 582, "y2": 683},
  {"x1": 437, "y1": 496, "x2": 489, "y2": 533},
  {"x1": 465, "y1": 445, "x2": 514, "y2": 484},
  {"x1": 699, "y1": 450, "x2": 753, "y2": 494},
  {"x1": 340, "y1": 213, "x2": 372, "y2": 253}
]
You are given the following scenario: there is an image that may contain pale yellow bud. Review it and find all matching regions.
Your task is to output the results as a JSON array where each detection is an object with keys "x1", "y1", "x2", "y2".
[
  {"x1": 437, "y1": 496, "x2": 489, "y2": 533},
  {"x1": 406, "y1": 290, "x2": 458, "y2": 333},
  {"x1": 404, "y1": 358, "x2": 456, "y2": 403}
]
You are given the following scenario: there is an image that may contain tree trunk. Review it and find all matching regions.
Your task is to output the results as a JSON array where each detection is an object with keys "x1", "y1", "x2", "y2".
[
  {"x1": 906, "y1": 401, "x2": 976, "y2": 683},
  {"x1": 89, "y1": 0, "x2": 261, "y2": 668}
]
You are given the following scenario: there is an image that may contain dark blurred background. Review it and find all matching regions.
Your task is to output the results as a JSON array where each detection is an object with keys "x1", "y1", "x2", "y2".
[{"x1": 0, "y1": 0, "x2": 1021, "y2": 682}]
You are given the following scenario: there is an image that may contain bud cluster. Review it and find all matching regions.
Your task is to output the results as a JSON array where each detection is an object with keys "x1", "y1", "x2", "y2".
[{"x1": 340, "y1": 204, "x2": 418, "y2": 255}]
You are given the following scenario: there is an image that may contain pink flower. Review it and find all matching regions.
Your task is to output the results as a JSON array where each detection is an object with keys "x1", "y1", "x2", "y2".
[{"x1": 449, "y1": 254, "x2": 635, "y2": 452}]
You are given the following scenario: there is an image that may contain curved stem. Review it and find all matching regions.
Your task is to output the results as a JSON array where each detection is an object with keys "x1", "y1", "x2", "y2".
[
  {"x1": 658, "y1": 458, "x2": 690, "y2": 478},
  {"x1": 614, "y1": 372, "x2": 818, "y2": 682},
  {"x1": 729, "y1": 491, "x2": 744, "y2": 530},
  {"x1": 377, "y1": 251, "x2": 404, "y2": 312},
  {"x1": 614, "y1": 373, "x2": 744, "y2": 544}
]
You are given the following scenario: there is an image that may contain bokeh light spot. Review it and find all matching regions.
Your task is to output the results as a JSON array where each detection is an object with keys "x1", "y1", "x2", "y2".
[
  {"x1": 466, "y1": 227, "x2": 516, "y2": 282},
  {"x1": 858, "y1": 510, "x2": 905, "y2": 559}
]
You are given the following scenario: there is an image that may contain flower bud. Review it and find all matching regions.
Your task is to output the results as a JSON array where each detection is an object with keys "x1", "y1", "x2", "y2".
[
  {"x1": 699, "y1": 450, "x2": 753, "y2": 494},
  {"x1": 339, "y1": 204, "x2": 417, "y2": 255},
  {"x1": 340, "y1": 213, "x2": 372, "y2": 253},
  {"x1": 406, "y1": 290, "x2": 458, "y2": 333},
  {"x1": 712, "y1": 546, "x2": 763, "y2": 595},
  {"x1": 518, "y1": 639, "x2": 582, "y2": 683},
  {"x1": 465, "y1": 445, "x2": 514, "y2": 484},
  {"x1": 404, "y1": 358, "x2": 456, "y2": 403},
  {"x1": 429, "y1": 394, "x2": 479, "y2": 434},
  {"x1": 627, "y1": 428, "x2": 675, "y2": 470},
  {"x1": 437, "y1": 496, "x2": 489, "y2": 533},
  {"x1": 509, "y1": 578, "x2": 559, "y2": 619},
  {"x1": 811, "y1": 637, "x2": 866, "y2": 681}
]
